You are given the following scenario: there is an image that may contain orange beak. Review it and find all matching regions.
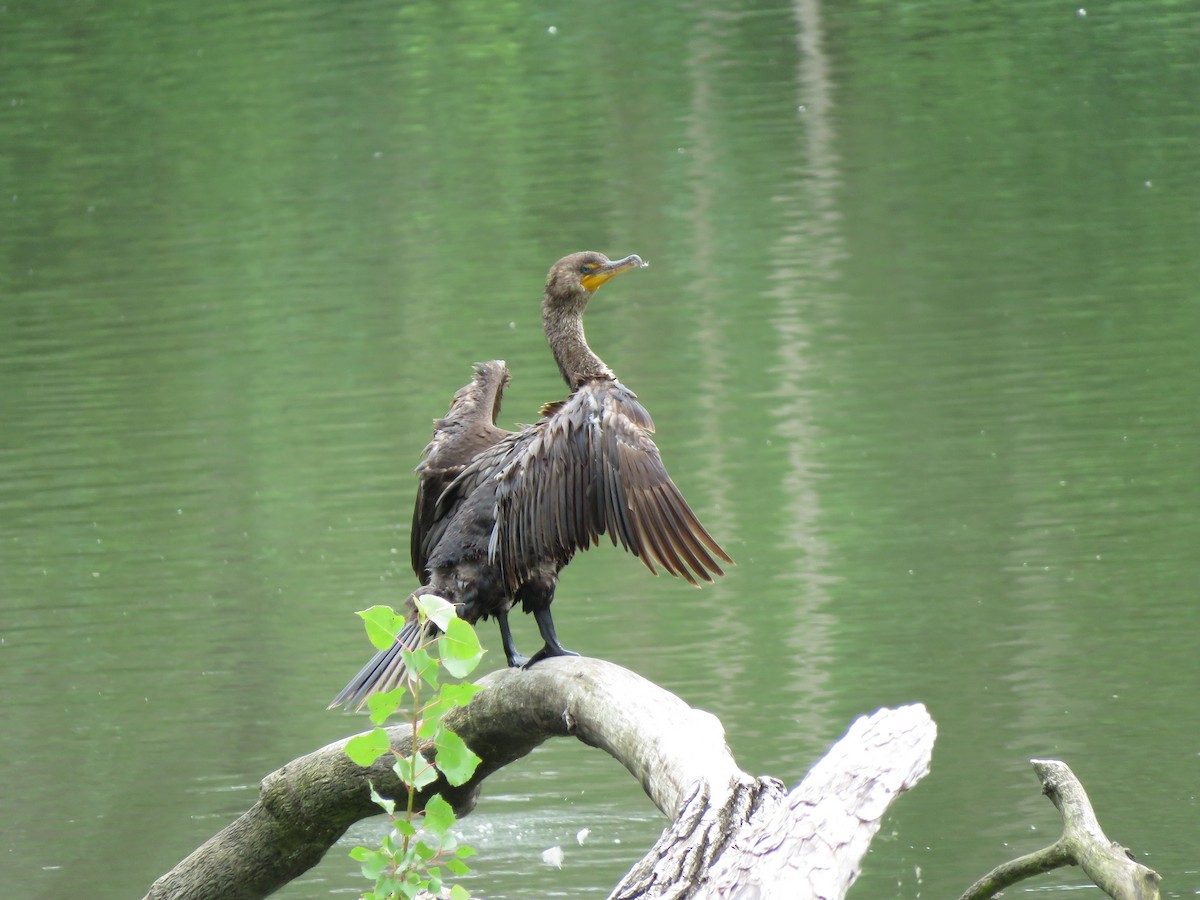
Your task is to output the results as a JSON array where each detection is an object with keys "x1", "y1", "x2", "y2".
[{"x1": 580, "y1": 254, "x2": 647, "y2": 292}]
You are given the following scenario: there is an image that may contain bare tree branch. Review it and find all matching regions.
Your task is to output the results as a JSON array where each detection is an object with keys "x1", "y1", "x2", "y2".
[{"x1": 958, "y1": 758, "x2": 1161, "y2": 900}]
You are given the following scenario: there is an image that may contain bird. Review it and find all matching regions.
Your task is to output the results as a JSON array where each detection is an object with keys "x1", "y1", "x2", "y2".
[{"x1": 329, "y1": 251, "x2": 732, "y2": 710}]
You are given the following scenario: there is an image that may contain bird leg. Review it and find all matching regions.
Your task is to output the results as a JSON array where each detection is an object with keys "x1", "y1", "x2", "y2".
[
  {"x1": 495, "y1": 610, "x2": 528, "y2": 668},
  {"x1": 524, "y1": 606, "x2": 580, "y2": 668}
]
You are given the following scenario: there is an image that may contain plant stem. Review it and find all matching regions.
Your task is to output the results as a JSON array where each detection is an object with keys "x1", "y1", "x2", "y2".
[{"x1": 399, "y1": 619, "x2": 426, "y2": 861}]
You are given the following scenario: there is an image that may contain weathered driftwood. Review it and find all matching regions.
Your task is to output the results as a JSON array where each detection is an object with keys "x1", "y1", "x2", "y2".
[
  {"x1": 958, "y1": 758, "x2": 1161, "y2": 900},
  {"x1": 616, "y1": 702, "x2": 936, "y2": 900},
  {"x1": 142, "y1": 657, "x2": 934, "y2": 900}
]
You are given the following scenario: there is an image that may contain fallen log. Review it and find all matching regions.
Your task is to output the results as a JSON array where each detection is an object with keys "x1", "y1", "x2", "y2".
[{"x1": 143, "y1": 657, "x2": 934, "y2": 899}]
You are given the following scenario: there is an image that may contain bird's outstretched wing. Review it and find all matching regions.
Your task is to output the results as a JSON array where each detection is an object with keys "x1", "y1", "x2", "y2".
[
  {"x1": 488, "y1": 379, "x2": 733, "y2": 588},
  {"x1": 411, "y1": 360, "x2": 512, "y2": 578}
]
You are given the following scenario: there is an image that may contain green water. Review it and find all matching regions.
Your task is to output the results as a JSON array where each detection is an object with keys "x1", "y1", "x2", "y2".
[{"x1": 2, "y1": 2, "x2": 1198, "y2": 897}]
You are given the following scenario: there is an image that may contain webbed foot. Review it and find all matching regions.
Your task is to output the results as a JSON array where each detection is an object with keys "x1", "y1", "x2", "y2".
[
  {"x1": 522, "y1": 606, "x2": 578, "y2": 668},
  {"x1": 523, "y1": 644, "x2": 580, "y2": 668}
]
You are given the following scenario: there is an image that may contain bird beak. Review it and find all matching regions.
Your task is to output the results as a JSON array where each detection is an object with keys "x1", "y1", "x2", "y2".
[{"x1": 580, "y1": 254, "x2": 647, "y2": 292}]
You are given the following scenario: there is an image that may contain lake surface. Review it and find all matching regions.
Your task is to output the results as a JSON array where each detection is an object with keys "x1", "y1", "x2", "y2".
[{"x1": 2, "y1": 1, "x2": 1198, "y2": 897}]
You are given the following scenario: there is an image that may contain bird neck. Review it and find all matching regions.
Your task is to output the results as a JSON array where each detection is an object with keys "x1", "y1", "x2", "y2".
[{"x1": 543, "y1": 302, "x2": 613, "y2": 390}]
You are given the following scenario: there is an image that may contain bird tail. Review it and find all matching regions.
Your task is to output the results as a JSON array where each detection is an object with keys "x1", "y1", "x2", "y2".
[{"x1": 328, "y1": 604, "x2": 443, "y2": 712}]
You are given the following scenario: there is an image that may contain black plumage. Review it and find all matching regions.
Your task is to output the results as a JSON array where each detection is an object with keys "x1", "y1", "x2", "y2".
[{"x1": 330, "y1": 252, "x2": 731, "y2": 710}]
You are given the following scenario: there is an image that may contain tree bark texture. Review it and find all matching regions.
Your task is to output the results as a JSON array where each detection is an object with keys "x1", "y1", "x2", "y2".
[
  {"x1": 669, "y1": 703, "x2": 936, "y2": 900},
  {"x1": 143, "y1": 657, "x2": 935, "y2": 900}
]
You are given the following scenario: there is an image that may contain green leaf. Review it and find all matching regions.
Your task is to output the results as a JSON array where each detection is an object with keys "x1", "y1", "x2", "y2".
[
  {"x1": 375, "y1": 874, "x2": 403, "y2": 898},
  {"x1": 445, "y1": 857, "x2": 472, "y2": 876},
  {"x1": 439, "y1": 618, "x2": 485, "y2": 677},
  {"x1": 433, "y1": 726, "x2": 482, "y2": 786},
  {"x1": 368, "y1": 782, "x2": 396, "y2": 816},
  {"x1": 366, "y1": 686, "x2": 408, "y2": 725},
  {"x1": 455, "y1": 845, "x2": 477, "y2": 859},
  {"x1": 414, "y1": 839, "x2": 438, "y2": 861},
  {"x1": 393, "y1": 818, "x2": 416, "y2": 838},
  {"x1": 395, "y1": 753, "x2": 438, "y2": 790},
  {"x1": 426, "y1": 867, "x2": 443, "y2": 894},
  {"x1": 414, "y1": 593, "x2": 456, "y2": 631},
  {"x1": 356, "y1": 605, "x2": 407, "y2": 651},
  {"x1": 450, "y1": 883, "x2": 472, "y2": 900},
  {"x1": 423, "y1": 793, "x2": 457, "y2": 835},
  {"x1": 349, "y1": 845, "x2": 390, "y2": 880},
  {"x1": 382, "y1": 831, "x2": 400, "y2": 855},
  {"x1": 417, "y1": 715, "x2": 442, "y2": 740},
  {"x1": 401, "y1": 647, "x2": 439, "y2": 690},
  {"x1": 420, "y1": 682, "x2": 485, "y2": 725},
  {"x1": 345, "y1": 727, "x2": 391, "y2": 767},
  {"x1": 392, "y1": 842, "x2": 419, "y2": 872}
]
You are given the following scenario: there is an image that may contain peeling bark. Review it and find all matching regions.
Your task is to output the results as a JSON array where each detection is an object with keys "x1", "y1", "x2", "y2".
[
  {"x1": 695, "y1": 703, "x2": 937, "y2": 900},
  {"x1": 612, "y1": 776, "x2": 787, "y2": 900}
]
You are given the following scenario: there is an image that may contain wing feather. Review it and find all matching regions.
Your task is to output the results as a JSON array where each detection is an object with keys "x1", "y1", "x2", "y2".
[
  {"x1": 490, "y1": 380, "x2": 731, "y2": 590},
  {"x1": 637, "y1": 492, "x2": 685, "y2": 578},
  {"x1": 650, "y1": 481, "x2": 727, "y2": 581},
  {"x1": 411, "y1": 361, "x2": 512, "y2": 577},
  {"x1": 646, "y1": 486, "x2": 698, "y2": 582}
]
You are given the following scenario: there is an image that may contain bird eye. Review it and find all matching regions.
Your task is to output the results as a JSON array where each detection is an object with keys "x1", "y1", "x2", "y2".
[{"x1": 580, "y1": 263, "x2": 594, "y2": 275}]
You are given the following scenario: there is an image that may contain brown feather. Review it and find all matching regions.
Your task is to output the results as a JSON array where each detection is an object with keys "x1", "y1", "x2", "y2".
[{"x1": 332, "y1": 252, "x2": 732, "y2": 711}]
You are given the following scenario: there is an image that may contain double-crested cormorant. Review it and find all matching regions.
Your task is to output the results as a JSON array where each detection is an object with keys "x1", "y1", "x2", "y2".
[{"x1": 330, "y1": 252, "x2": 732, "y2": 710}]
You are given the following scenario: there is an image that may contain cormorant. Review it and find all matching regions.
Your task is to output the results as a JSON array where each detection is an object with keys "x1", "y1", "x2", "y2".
[{"x1": 330, "y1": 252, "x2": 732, "y2": 710}]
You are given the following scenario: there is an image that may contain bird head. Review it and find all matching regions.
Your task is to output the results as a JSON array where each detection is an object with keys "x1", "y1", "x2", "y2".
[{"x1": 544, "y1": 251, "x2": 647, "y2": 310}]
